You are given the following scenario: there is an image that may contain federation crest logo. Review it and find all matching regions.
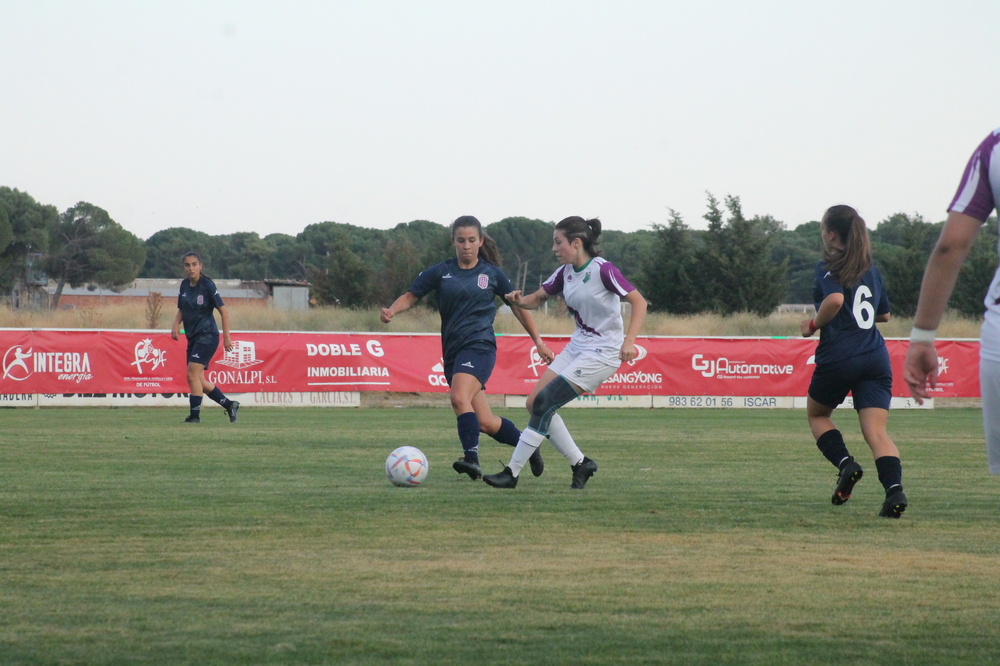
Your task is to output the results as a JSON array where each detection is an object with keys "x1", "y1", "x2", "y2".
[
  {"x1": 477, "y1": 274, "x2": 489, "y2": 290},
  {"x1": 938, "y1": 357, "x2": 949, "y2": 375},
  {"x1": 132, "y1": 339, "x2": 167, "y2": 374},
  {"x1": 218, "y1": 341, "x2": 265, "y2": 369},
  {"x1": 3, "y1": 345, "x2": 33, "y2": 381}
]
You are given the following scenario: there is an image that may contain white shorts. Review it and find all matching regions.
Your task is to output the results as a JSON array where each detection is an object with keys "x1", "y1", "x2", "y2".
[{"x1": 548, "y1": 348, "x2": 620, "y2": 394}]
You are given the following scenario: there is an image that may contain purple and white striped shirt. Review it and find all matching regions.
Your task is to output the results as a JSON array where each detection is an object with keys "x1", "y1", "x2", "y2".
[
  {"x1": 543, "y1": 257, "x2": 635, "y2": 362},
  {"x1": 949, "y1": 128, "x2": 1000, "y2": 320}
]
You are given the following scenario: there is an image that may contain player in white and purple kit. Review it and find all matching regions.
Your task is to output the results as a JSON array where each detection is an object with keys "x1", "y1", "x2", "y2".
[
  {"x1": 906, "y1": 127, "x2": 1000, "y2": 473},
  {"x1": 483, "y1": 216, "x2": 647, "y2": 489}
]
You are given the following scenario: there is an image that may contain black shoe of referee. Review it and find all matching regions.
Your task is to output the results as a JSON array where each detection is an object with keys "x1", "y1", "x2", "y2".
[{"x1": 832, "y1": 457, "x2": 863, "y2": 505}]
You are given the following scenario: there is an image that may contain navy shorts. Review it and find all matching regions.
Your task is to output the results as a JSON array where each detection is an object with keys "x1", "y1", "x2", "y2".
[
  {"x1": 808, "y1": 346, "x2": 892, "y2": 410},
  {"x1": 186, "y1": 333, "x2": 219, "y2": 368},
  {"x1": 444, "y1": 345, "x2": 497, "y2": 389}
]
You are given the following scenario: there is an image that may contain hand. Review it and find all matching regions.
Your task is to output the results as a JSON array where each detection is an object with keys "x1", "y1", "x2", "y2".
[
  {"x1": 904, "y1": 341, "x2": 939, "y2": 405},
  {"x1": 619, "y1": 341, "x2": 637, "y2": 363},
  {"x1": 170, "y1": 327, "x2": 179, "y2": 341},
  {"x1": 224, "y1": 335, "x2": 233, "y2": 352},
  {"x1": 505, "y1": 290, "x2": 523, "y2": 305},
  {"x1": 799, "y1": 319, "x2": 815, "y2": 337},
  {"x1": 380, "y1": 308, "x2": 394, "y2": 324},
  {"x1": 536, "y1": 342, "x2": 555, "y2": 365}
]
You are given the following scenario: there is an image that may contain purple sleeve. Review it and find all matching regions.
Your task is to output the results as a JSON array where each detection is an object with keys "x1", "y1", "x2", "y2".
[
  {"x1": 542, "y1": 266, "x2": 565, "y2": 296},
  {"x1": 948, "y1": 129, "x2": 1000, "y2": 222},
  {"x1": 599, "y1": 261, "x2": 635, "y2": 297}
]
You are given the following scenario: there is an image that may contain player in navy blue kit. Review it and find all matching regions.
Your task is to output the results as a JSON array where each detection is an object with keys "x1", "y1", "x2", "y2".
[
  {"x1": 381, "y1": 216, "x2": 554, "y2": 480},
  {"x1": 170, "y1": 252, "x2": 240, "y2": 424},
  {"x1": 800, "y1": 205, "x2": 906, "y2": 518}
]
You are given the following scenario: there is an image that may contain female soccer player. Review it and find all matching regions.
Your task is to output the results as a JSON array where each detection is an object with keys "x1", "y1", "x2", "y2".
[
  {"x1": 799, "y1": 205, "x2": 905, "y2": 518},
  {"x1": 905, "y1": 127, "x2": 1000, "y2": 473},
  {"x1": 169, "y1": 251, "x2": 240, "y2": 424},
  {"x1": 482, "y1": 216, "x2": 647, "y2": 489},
  {"x1": 381, "y1": 216, "x2": 554, "y2": 480}
]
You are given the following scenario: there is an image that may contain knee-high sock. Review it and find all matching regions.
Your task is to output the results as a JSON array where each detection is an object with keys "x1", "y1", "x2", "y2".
[
  {"x1": 508, "y1": 428, "x2": 546, "y2": 477},
  {"x1": 489, "y1": 417, "x2": 521, "y2": 447},
  {"x1": 456, "y1": 412, "x2": 480, "y2": 461},
  {"x1": 546, "y1": 413, "x2": 584, "y2": 466}
]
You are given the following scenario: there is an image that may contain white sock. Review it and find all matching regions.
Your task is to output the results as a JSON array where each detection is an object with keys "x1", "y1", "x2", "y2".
[
  {"x1": 547, "y1": 414, "x2": 584, "y2": 466},
  {"x1": 509, "y1": 428, "x2": 546, "y2": 477}
]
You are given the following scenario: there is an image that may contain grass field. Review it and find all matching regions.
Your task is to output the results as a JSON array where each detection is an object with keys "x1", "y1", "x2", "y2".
[{"x1": 2, "y1": 407, "x2": 999, "y2": 665}]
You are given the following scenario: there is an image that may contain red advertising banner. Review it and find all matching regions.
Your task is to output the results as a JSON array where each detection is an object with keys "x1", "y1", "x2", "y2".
[{"x1": 0, "y1": 330, "x2": 982, "y2": 398}]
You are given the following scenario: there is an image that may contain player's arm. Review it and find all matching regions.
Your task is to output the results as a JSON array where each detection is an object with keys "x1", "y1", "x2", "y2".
[
  {"x1": 381, "y1": 292, "x2": 419, "y2": 324},
  {"x1": 504, "y1": 287, "x2": 548, "y2": 310},
  {"x1": 800, "y1": 292, "x2": 844, "y2": 337},
  {"x1": 218, "y1": 305, "x2": 233, "y2": 352},
  {"x1": 875, "y1": 313, "x2": 891, "y2": 323},
  {"x1": 170, "y1": 310, "x2": 182, "y2": 340},
  {"x1": 620, "y1": 289, "x2": 647, "y2": 362},
  {"x1": 508, "y1": 302, "x2": 554, "y2": 364},
  {"x1": 904, "y1": 211, "x2": 982, "y2": 402}
]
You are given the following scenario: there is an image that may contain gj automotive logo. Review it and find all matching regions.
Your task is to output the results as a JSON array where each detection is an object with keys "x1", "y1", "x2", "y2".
[
  {"x1": 692, "y1": 353, "x2": 793, "y2": 379},
  {"x1": 3, "y1": 345, "x2": 32, "y2": 381},
  {"x1": 132, "y1": 339, "x2": 167, "y2": 374}
]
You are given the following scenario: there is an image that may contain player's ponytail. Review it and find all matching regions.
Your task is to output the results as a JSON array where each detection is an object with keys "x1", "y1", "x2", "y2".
[
  {"x1": 821, "y1": 205, "x2": 871, "y2": 288},
  {"x1": 555, "y1": 216, "x2": 602, "y2": 257},
  {"x1": 451, "y1": 215, "x2": 503, "y2": 266}
]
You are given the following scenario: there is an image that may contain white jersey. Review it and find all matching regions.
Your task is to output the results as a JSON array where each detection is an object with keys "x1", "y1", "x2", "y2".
[
  {"x1": 948, "y1": 127, "x2": 1000, "y2": 360},
  {"x1": 542, "y1": 257, "x2": 636, "y2": 365}
]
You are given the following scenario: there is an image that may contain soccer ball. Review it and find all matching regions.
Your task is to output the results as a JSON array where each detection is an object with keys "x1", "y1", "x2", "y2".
[{"x1": 385, "y1": 446, "x2": 429, "y2": 487}]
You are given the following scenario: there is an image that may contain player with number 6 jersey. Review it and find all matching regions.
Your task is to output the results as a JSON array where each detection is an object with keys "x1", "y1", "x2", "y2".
[{"x1": 799, "y1": 205, "x2": 906, "y2": 518}]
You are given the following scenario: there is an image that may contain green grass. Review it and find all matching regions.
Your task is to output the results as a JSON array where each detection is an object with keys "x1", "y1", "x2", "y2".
[{"x1": 1, "y1": 407, "x2": 998, "y2": 665}]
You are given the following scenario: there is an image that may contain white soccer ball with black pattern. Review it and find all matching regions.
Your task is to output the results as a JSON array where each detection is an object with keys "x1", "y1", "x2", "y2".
[{"x1": 385, "y1": 446, "x2": 429, "y2": 487}]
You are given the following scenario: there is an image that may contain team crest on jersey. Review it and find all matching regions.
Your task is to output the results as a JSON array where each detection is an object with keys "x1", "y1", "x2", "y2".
[
  {"x1": 583, "y1": 272, "x2": 591, "y2": 283},
  {"x1": 197, "y1": 295, "x2": 205, "y2": 305},
  {"x1": 477, "y1": 275, "x2": 489, "y2": 290}
]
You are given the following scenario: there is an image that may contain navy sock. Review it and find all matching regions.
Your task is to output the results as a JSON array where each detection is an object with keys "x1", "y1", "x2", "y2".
[
  {"x1": 456, "y1": 412, "x2": 480, "y2": 462},
  {"x1": 875, "y1": 456, "x2": 903, "y2": 495},
  {"x1": 189, "y1": 395, "x2": 203, "y2": 419},
  {"x1": 207, "y1": 387, "x2": 231, "y2": 408},
  {"x1": 816, "y1": 429, "x2": 851, "y2": 469},
  {"x1": 491, "y1": 417, "x2": 521, "y2": 447}
]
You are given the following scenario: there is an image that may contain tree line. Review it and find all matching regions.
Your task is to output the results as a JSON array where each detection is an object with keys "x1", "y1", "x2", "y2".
[{"x1": 2, "y1": 186, "x2": 996, "y2": 316}]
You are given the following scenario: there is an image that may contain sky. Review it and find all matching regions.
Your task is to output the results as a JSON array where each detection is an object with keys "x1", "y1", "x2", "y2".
[{"x1": 2, "y1": 0, "x2": 999, "y2": 241}]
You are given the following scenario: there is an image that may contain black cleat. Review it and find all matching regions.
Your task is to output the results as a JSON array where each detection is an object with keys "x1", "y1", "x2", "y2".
[
  {"x1": 183, "y1": 415, "x2": 201, "y2": 424},
  {"x1": 452, "y1": 457, "x2": 482, "y2": 480},
  {"x1": 570, "y1": 456, "x2": 598, "y2": 489},
  {"x1": 528, "y1": 448, "x2": 544, "y2": 477},
  {"x1": 832, "y1": 458, "x2": 863, "y2": 505},
  {"x1": 483, "y1": 466, "x2": 518, "y2": 489},
  {"x1": 879, "y1": 488, "x2": 908, "y2": 519},
  {"x1": 226, "y1": 400, "x2": 240, "y2": 423}
]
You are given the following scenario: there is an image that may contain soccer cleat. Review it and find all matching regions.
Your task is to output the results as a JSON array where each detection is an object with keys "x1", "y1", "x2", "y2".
[
  {"x1": 570, "y1": 456, "x2": 598, "y2": 489},
  {"x1": 832, "y1": 458, "x2": 863, "y2": 505},
  {"x1": 879, "y1": 488, "x2": 908, "y2": 519},
  {"x1": 183, "y1": 415, "x2": 201, "y2": 424},
  {"x1": 452, "y1": 457, "x2": 482, "y2": 480},
  {"x1": 528, "y1": 448, "x2": 544, "y2": 477},
  {"x1": 226, "y1": 400, "x2": 240, "y2": 423},
  {"x1": 483, "y1": 466, "x2": 518, "y2": 489}
]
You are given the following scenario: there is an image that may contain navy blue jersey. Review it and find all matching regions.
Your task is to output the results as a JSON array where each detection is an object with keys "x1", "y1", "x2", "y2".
[
  {"x1": 408, "y1": 257, "x2": 515, "y2": 362},
  {"x1": 812, "y1": 262, "x2": 890, "y2": 365},
  {"x1": 178, "y1": 276, "x2": 225, "y2": 339}
]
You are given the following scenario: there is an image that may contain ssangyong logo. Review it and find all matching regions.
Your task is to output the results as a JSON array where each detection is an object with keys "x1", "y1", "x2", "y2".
[
  {"x1": 3, "y1": 345, "x2": 32, "y2": 381},
  {"x1": 132, "y1": 339, "x2": 167, "y2": 374},
  {"x1": 692, "y1": 353, "x2": 794, "y2": 379},
  {"x1": 627, "y1": 343, "x2": 647, "y2": 366}
]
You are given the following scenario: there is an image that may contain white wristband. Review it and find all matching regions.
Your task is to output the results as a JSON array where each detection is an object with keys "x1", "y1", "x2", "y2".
[{"x1": 909, "y1": 327, "x2": 937, "y2": 344}]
